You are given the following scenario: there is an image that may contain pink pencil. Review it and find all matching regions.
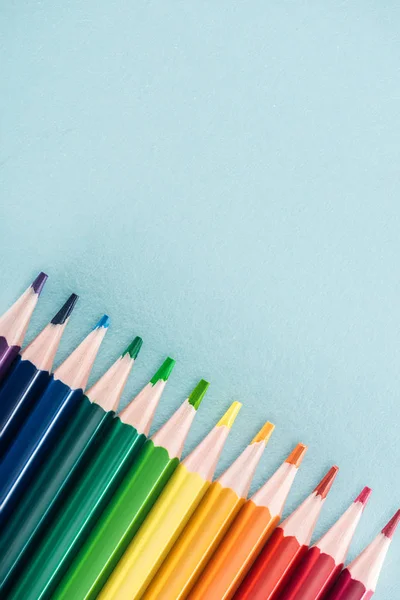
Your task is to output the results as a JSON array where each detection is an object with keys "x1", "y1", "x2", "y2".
[{"x1": 326, "y1": 510, "x2": 400, "y2": 600}]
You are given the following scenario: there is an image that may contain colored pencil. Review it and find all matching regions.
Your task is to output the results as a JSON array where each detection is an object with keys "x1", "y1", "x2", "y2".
[
  {"x1": 0, "y1": 336, "x2": 142, "y2": 595},
  {"x1": 190, "y1": 443, "x2": 308, "y2": 600},
  {"x1": 54, "y1": 379, "x2": 209, "y2": 600},
  {"x1": 63, "y1": 401, "x2": 241, "y2": 600},
  {"x1": 0, "y1": 314, "x2": 108, "y2": 526},
  {"x1": 0, "y1": 272, "x2": 47, "y2": 383},
  {"x1": 0, "y1": 293, "x2": 78, "y2": 456},
  {"x1": 280, "y1": 486, "x2": 372, "y2": 600},
  {"x1": 326, "y1": 510, "x2": 400, "y2": 600},
  {"x1": 235, "y1": 466, "x2": 339, "y2": 600},
  {"x1": 7, "y1": 360, "x2": 180, "y2": 600},
  {"x1": 136, "y1": 421, "x2": 275, "y2": 600}
]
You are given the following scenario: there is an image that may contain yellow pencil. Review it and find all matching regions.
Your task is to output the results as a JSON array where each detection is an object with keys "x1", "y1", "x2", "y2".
[
  {"x1": 97, "y1": 401, "x2": 241, "y2": 599},
  {"x1": 142, "y1": 421, "x2": 275, "y2": 600}
]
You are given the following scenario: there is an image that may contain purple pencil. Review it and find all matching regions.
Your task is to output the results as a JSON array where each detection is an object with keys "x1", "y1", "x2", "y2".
[{"x1": 0, "y1": 272, "x2": 48, "y2": 383}]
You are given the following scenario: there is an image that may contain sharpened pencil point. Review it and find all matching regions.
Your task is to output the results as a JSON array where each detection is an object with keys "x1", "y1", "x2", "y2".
[
  {"x1": 285, "y1": 443, "x2": 308, "y2": 467},
  {"x1": 31, "y1": 272, "x2": 48, "y2": 295},
  {"x1": 216, "y1": 401, "x2": 242, "y2": 428},
  {"x1": 94, "y1": 314, "x2": 110, "y2": 330},
  {"x1": 188, "y1": 379, "x2": 209, "y2": 410},
  {"x1": 382, "y1": 509, "x2": 400, "y2": 539},
  {"x1": 314, "y1": 466, "x2": 339, "y2": 499},
  {"x1": 251, "y1": 421, "x2": 275, "y2": 445},
  {"x1": 51, "y1": 294, "x2": 79, "y2": 325},
  {"x1": 123, "y1": 336, "x2": 143, "y2": 359},
  {"x1": 150, "y1": 357, "x2": 176, "y2": 385},
  {"x1": 355, "y1": 486, "x2": 372, "y2": 507}
]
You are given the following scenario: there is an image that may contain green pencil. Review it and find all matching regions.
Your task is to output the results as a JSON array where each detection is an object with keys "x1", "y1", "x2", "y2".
[
  {"x1": 0, "y1": 336, "x2": 142, "y2": 595},
  {"x1": 52, "y1": 379, "x2": 209, "y2": 600},
  {"x1": 7, "y1": 357, "x2": 176, "y2": 600}
]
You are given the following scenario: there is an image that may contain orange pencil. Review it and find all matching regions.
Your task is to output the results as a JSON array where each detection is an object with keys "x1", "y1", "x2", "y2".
[{"x1": 189, "y1": 443, "x2": 307, "y2": 600}]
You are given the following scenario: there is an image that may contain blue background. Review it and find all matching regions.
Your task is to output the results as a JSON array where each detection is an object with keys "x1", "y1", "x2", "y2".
[{"x1": 1, "y1": 1, "x2": 399, "y2": 595}]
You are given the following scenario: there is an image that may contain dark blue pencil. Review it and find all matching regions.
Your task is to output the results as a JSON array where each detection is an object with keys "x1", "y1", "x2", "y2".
[
  {"x1": 0, "y1": 336, "x2": 143, "y2": 594},
  {"x1": 0, "y1": 294, "x2": 78, "y2": 458},
  {"x1": 0, "y1": 315, "x2": 109, "y2": 527}
]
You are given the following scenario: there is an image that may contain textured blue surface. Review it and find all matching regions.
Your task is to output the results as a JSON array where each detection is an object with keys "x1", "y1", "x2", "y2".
[{"x1": 1, "y1": 1, "x2": 400, "y2": 595}]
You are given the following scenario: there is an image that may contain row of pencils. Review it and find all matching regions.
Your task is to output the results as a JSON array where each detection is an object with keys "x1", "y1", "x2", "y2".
[{"x1": 0, "y1": 271, "x2": 398, "y2": 600}]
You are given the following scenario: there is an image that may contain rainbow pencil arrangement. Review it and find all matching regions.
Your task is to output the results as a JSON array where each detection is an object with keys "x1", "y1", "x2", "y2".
[{"x1": 0, "y1": 272, "x2": 398, "y2": 600}]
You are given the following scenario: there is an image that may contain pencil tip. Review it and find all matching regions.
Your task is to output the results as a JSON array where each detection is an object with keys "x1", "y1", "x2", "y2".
[
  {"x1": 93, "y1": 314, "x2": 110, "y2": 330},
  {"x1": 123, "y1": 336, "x2": 143, "y2": 359},
  {"x1": 31, "y1": 272, "x2": 48, "y2": 295},
  {"x1": 216, "y1": 401, "x2": 242, "y2": 428},
  {"x1": 355, "y1": 486, "x2": 372, "y2": 508},
  {"x1": 251, "y1": 421, "x2": 275, "y2": 445},
  {"x1": 51, "y1": 294, "x2": 79, "y2": 325},
  {"x1": 188, "y1": 379, "x2": 209, "y2": 410},
  {"x1": 382, "y1": 510, "x2": 400, "y2": 539},
  {"x1": 314, "y1": 465, "x2": 339, "y2": 499},
  {"x1": 150, "y1": 357, "x2": 176, "y2": 384},
  {"x1": 285, "y1": 443, "x2": 308, "y2": 467}
]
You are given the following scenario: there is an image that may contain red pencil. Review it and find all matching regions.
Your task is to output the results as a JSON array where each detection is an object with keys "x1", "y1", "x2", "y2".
[
  {"x1": 280, "y1": 486, "x2": 372, "y2": 600},
  {"x1": 326, "y1": 509, "x2": 400, "y2": 600},
  {"x1": 235, "y1": 466, "x2": 339, "y2": 600}
]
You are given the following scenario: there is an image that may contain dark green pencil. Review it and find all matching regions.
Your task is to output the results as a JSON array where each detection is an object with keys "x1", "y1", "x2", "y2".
[{"x1": 7, "y1": 357, "x2": 176, "y2": 600}]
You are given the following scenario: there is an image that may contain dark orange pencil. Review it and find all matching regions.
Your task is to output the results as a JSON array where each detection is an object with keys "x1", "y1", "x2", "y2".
[{"x1": 188, "y1": 443, "x2": 307, "y2": 600}]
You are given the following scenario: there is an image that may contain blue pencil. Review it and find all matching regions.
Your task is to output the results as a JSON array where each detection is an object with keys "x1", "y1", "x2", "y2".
[
  {"x1": 0, "y1": 315, "x2": 109, "y2": 527},
  {"x1": 0, "y1": 293, "x2": 78, "y2": 458}
]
